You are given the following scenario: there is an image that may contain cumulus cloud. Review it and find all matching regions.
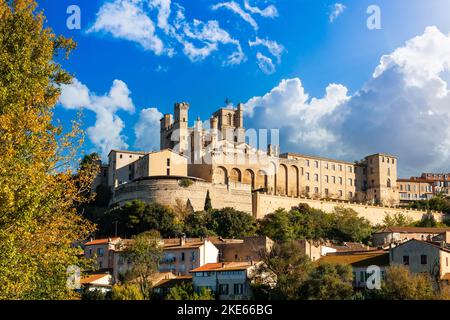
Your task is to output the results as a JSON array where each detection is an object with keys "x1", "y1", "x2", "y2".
[
  {"x1": 328, "y1": 3, "x2": 346, "y2": 23},
  {"x1": 134, "y1": 108, "x2": 163, "y2": 151},
  {"x1": 59, "y1": 79, "x2": 135, "y2": 159},
  {"x1": 245, "y1": 26, "x2": 450, "y2": 176},
  {"x1": 88, "y1": 0, "x2": 165, "y2": 55},
  {"x1": 245, "y1": 78, "x2": 349, "y2": 151}
]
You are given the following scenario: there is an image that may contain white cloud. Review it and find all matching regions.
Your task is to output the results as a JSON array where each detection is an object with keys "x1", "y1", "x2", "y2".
[
  {"x1": 59, "y1": 79, "x2": 135, "y2": 159},
  {"x1": 243, "y1": 0, "x2": 278, "y2": 18},
  {"x1": 255, "y1": 52, "x2": 276, "y2": 74},
  {"x1": 212, "y1": 1, "x2": 258, "y2": 31},
  {"x1": 134, "y1": 108, "x2": 163, "y2": 151},
  {"x1": 329, "y1": 3, "x2": 346, "y2": 23},
  {"x1": 149, "y1": 0, "x2": 172, "y2": 33},
  {"x1": 245, "y1": 78, "x2": 349, "y2": 151},
  {"x1": 88, "y1": 0, "x2": 164, "y2": 55},
  {"x1": 245, "y1": 26, "x2": 450, "y2": 176},
  {"x1": 88, "y1": 0, "x2": 247, "y2": 66},
  {"x1": 249, "y1": 37, "x2": 284, "y2": 74},
  {"x1": 180, "y1": 19, "x2": 245, "y2": 65}
]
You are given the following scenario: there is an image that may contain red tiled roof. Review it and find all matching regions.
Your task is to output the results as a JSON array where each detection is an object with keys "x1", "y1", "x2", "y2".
[
  {"x1": 84, "y1": 237, "x2": 120, "y2": 246},
  {"x1": 153, "y1": 276, "x2": 192, "y2": 289},
  {"x1": 191, "y1": 262, "x2": 254, "y2": 272},
  {"x1": 80, "y1": 273, "x2": 111, "y2": 284}
]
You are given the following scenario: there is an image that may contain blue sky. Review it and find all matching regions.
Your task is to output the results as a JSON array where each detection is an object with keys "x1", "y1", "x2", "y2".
[{"x1": 38, "y1": 0, "x2": 450, "y2": 176}]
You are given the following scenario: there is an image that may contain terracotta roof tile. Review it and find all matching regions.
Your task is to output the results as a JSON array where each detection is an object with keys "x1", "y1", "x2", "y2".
[{"x1": 191, "y1": 262, "x2": 254, "y2": 272}]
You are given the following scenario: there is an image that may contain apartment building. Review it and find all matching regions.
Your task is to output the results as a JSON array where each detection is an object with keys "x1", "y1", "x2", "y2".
[
  {"x1": 318, "y1": 250, "x2": 390, "y2": 288},
  {"x1": 84, "y1": 237, "x2": 122, "y2": 271},
  {"x1": 191, "y1": 262, "x2": 259, "y2": 300},
  {"x1": 107, "y1": 149, "x2": 188, "y2": 188},
  {"x1": 390, "y1": 239, "x2": 450, "y2": 282},
  {"x1": 373, "y1": 227, "x2": 450, "y2": 247},
  {"x1": 210, "y1": 236, "x2": 274, "y2": 263},
  {"x1": 159, "y1": 238, "x2": 219, "y2": 276}
]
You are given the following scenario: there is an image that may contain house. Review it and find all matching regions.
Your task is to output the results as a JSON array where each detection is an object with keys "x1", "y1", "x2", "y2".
[
  {"x1": 113, "y1": 237, "x2": 219, "y2": 281},
  {"x1": 160, "y1": 237, "x2": 219, "y2": 276},
  {"x1": 390, "y1": 239, "x2": 450, "y2": 282},
  {"x1": 153, "y1": 276, "x2": 193, "y2": 298},
  {"x1": 372, "y1": 227, "x2": 450, "y2": 247},
  {"x1": 80, "y1": 273, "x2": 113, "y2": 293},
  {"x1": 191, "y1": 262, "x2": 259, "y2": 300},
  {"x1": 296, "y1": 239, "x2": 337, "y2": 261},
  {"x1": 84, "y1": 237, "x2": 123, "y2": 271},
  {"x1": 318, "y1": 250, "x2": 390, "y2": 288},
  {"x1": 209, "y1": 236, "x2": 274, "y2": 262}
]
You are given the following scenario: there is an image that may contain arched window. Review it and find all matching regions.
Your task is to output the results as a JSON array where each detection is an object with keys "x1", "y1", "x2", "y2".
[
  {"x1": 227, "y1": 114, "x2": 232, "y2": 126},
  {"x1": 387, "y1": 179, "x2": 391, "y2": 188}
]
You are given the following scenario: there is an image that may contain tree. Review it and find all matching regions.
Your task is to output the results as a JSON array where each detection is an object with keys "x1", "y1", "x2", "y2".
[
  {"x1": 207, "y1": 208, "x2": 257, "y2": 238},
  {"x1": 204, "y1": 190, "x2": 212, "y2": 211},
  {"x1": 111, "y1": 283, "x2": 144, "y2": 300},
  {"x1": 414, "y1": 213, "x2": 438, "y2": 228},
  {"x1": 0, "y1": 0, "x2": 95, "y2": 299},
  {"x1": 300, "y1": 263, "x2": 354, "y2": 300},
  {"x1": 166, "y1": 283, "x2": 214, "y2": 300},
  {"x1": 253, "y1": 241, "x2": 312, "y2": 300},
  {"x1": 330, "y1": 207, "x2": 373, "y2": 243},
  {"x1": 101, "y1": 200, "x2": 183, "y2": 238},
  {"x1": 184, "y1": 211, "x2": 215, "y2": 238},
  {"x1": 122, "y1": 231, "x2": 163, "y2": 300},
  {"x1": 258, "y1": 209, "x2": 295, "y2": 242},
  {"x1": 382, "y1": 213, "x2": 414, "y2": 227},
  {"x1": 379, "y1": 265, "x2": 434, "y2": 300}
]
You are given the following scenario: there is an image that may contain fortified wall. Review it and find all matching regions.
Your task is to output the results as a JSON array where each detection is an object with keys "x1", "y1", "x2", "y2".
[{"x1": 111, "y1": 177, "x2": 446, "y2": 225}]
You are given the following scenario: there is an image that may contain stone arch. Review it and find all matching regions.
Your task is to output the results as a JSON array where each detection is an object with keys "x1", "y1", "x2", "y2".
[
  {"x1": 243, "y1": 169, "x2": 255, "y2": 190},
  {"x1": 214, "y1": 166, "x2": 228, "y2": 185},
  {"x1": 277, "y1": 164, "x2": 288, "y2": 195},
  {"x1": 289, "y1": 165, "x2": 300, "y2": 196},
  {"x1": 267, "y1": 162, "x2": 277, "y2": 194},
  {"x1": 229, "y1": 168, "x2": 242, "y2": 183},
  {"x1": 256, "y1": 170, "x2": 268, "y2": 190},
  {"x1": 387, "y1": 178, "x2": 391, "y2": 188}
]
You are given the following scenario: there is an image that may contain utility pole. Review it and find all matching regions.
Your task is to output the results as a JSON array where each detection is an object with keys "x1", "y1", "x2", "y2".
[{"x1": 113, "y1": 220, "x2": 118, "y2": 237}]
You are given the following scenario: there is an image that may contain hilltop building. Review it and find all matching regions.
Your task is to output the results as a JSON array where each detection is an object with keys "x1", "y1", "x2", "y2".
[{"x1": 94, "y1": 102, "x2": 447, "y2": 223}]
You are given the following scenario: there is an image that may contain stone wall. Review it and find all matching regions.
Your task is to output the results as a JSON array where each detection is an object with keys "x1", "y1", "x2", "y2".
[
  {"x1": 111, "y1": 177, "x2": 446, "y2": 226},
  {"x1": 112, "y1": 177, "x2": 253, "y2": 213},
  {"x1": 252, "y1": 192, "x2": 446, "y2": 225}
]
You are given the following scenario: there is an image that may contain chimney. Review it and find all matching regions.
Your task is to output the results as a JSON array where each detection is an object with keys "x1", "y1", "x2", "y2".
[{"x1": 180, "y1": 234, "x2": 186, "y2": 246}]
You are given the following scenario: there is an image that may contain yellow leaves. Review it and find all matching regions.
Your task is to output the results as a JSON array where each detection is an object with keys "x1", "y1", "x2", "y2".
[{"x1": 0, "y1": 0, "x2": 94, "y2": 299}]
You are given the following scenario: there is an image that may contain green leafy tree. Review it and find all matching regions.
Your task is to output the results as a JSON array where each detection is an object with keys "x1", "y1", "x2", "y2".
[
  {"x1": 184, "y1": 211, "x2": 215, "y2": 238},
  {"x1": 258, "y1": 209, "x2": 295, "y2": 242},
  {"x1": 253, "y1": 241, "x2": 313, "y2": 300},
  {"x1": 207, "y1": 207, "x2": 257, "y2": 238},
  {"x1": 166, "y1": 283, "x2": 214, "y2": 300},
  {"x1": 414, "y1": 213, "x2": 438, "y2": 228},
  {"x1": 122, "y1": 231, "x2": 163, "y2": 300},
  {"x1": 0, "y1": 0, "x2": 95, "y2": 299},
  {"x1": 382, "y1": 213, "x2": 414, "y2": 227},
  {"x1": 101, "y1": 200, "x2": 182, "y2": 238},
  {"x1": 380, "y1": 265, "x2": 434, "y2": 300},
  {"x1": 300, "y1": 263, "x2": 354, "y2": 300},
  {"x1": 330, "y1": 207, "x2": 373, "y2": 243}
]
